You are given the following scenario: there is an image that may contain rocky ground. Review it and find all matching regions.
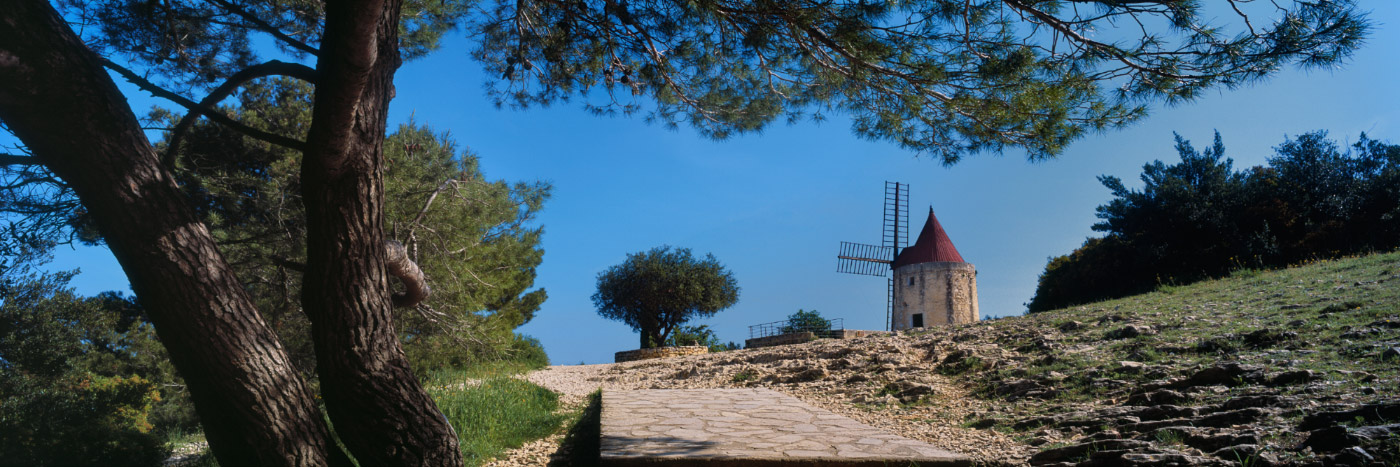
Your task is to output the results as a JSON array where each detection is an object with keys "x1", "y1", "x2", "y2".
[{"x1": 488, "y1": 252, "x2": 1400, "y2": 466}]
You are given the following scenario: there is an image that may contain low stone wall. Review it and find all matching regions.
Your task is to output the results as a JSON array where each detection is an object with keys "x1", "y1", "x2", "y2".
[
  {"x1": 745, "y1": 330, "x2": 891, "y2": 349},
  {"x1": 830, "y1": 330, "x2": 889, "y2": 339},
  {"x1": 614, "y1": 345, "x2": 709, "y2": 363},
  {"x1": 744, "y1": 332, "x2": 816, "y2": 349}
]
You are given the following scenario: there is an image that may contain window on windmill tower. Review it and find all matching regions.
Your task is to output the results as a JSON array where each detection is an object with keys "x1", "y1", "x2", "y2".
[
  {"x1": 912, "y1": 314, "x2": 924, "y2": 328},
  {"x1": 908, "y1": 277, "x2": 915, "y2": 286}
]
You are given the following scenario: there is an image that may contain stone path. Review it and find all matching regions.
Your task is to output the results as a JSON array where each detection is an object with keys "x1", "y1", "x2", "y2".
[{"x1": 601, "y1": 388, "x2": 971, "y2": 466}]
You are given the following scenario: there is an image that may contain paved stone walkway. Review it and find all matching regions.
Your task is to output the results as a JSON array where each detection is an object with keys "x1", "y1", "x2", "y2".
[{"x1": 601, "y1": 388, "x2": 971, "y2": 466}]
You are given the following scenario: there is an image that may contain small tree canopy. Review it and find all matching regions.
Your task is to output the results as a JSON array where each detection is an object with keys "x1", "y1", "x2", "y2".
[
  {"x1": 593, "y1": 246, "x2": 740, "y2": 349},
  {"x1": 666, "y1": 324, "x2": 722, "y2": 349},
  {"x1": 780, "y1": 309, "x2": 832, "y2": 335}
]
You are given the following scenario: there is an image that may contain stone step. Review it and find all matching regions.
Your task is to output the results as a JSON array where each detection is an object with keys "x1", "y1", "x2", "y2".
[{"x1": 601, "y1": 388, "x2": 971, "y2": 466}]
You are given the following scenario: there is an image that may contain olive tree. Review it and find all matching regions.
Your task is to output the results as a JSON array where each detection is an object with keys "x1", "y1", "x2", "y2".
[{"x1": 593, "y1": 246, "x2": 740, "y2": 349}]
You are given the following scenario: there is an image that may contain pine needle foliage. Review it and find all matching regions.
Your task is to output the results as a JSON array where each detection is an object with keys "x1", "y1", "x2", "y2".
[
  {"x1": 44, "y1": 1, "x2": 1371, "y2": 165},
  {"x1": 1030, "y1": 131, "x2": 1400, "y2": 312},
  {"x1": 156, "y1": 78, "x2": 552, "y2": 376},
  {"x1": 470, "y1": 0, "x2": 1370, "y2": 162}
]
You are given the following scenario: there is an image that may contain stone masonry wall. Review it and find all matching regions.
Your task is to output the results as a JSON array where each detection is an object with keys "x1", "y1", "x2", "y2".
[
  {"x1": 744, "y1": 332, "x2": 817, "y2": 349},
  {"x1": 744, "y1": 330, "x2": 891, "y2": 349},
  {"x1": 614, "y1": 345, "x2": 710, "y2": 363},
  {"x1": 892, "y1": 261, "x2": 978, "y2": 330},
  {"x1": 831, "y1": 330, "x2": 890, "y2": 339}
]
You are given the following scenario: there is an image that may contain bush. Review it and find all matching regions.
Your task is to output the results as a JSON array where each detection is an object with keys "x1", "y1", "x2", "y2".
[
  {"x1": 666, "y1": 325, "x2": 740, "y2": 352},
  {"x1": 779, "y1": 309, "x2": 832, "y2": 335},
  {"x1": 0, "y1": 270, "x2": 193, "y2": 464},
  {"x1": 406, "y1": 331, "x2": 551, "y2": 376},
  {"x1": 1027, "y1": 236, "x2": 1154, "y2": 312},
  {"x1": 508, "y1": 334, "x2": 550, "y2": 369},
  {"x1": 0, "y1": 373, "x2": 167, "y2": 466},
  {"x1": 667, "y1": 324, "x2": 718, "y2": 347}
]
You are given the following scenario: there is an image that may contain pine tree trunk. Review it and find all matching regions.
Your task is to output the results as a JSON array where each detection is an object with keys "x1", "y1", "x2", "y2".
[
  {"x1": 300, "y1": 0, "x2": 463, "y2": 464},
  {"x1": 0, "y1": 2, "x2": 341, "y2": 465}
]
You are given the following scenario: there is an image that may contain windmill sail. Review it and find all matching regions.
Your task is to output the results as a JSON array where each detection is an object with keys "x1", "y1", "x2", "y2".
[
  {"x1": 835, "y1": 181, "x2": 910, "y2": 331},
  {"x1": 836, "y1": 241, "x2": 892, "y2": 276},
  {"x1": 883, "y1": 181, "x2": 909, "y2": 252}
]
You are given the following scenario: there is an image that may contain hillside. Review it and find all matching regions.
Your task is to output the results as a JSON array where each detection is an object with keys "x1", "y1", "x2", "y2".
[{"x1": 499, "y1": 251, "x2": 1400, "y2": 466}]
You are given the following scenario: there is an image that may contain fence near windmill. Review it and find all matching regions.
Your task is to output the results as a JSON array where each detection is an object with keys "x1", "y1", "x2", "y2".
[
  {"x1": 748, "y1": 318, "x2": 845, "y2": 339},
  {"x1": 744, "y1": 318, "x2": 890, "y2": 349}
]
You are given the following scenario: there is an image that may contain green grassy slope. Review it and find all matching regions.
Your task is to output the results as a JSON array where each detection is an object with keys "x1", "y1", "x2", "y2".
[{"x1": 945, "y1": 250, "x2": 1400, "y2": 465}]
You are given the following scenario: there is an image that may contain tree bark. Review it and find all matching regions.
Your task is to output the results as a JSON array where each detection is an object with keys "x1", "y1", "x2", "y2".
[
  {"x1": 639, "y1": 315, "x2": 659, "y2": 348},
  {"x1": 300, "y1": 0, "x2": 463, "y2": 464},
  {"x1": 0, "y1": 2, "x2": 342, "y2": 465},
  {"x1": 386, "y1": 239, "x2": 431, "y2": 308}
]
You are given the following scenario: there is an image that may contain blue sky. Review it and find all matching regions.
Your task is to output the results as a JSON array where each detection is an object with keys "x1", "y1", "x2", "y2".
[{"x1": 27, "y1": 3, "x2": 1400, "y2": 365}]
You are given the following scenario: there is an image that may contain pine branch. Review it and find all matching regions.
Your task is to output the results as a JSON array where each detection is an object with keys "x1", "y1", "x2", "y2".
[
  {"x1": 409, "y1": 178, "x2": 458, "y2": 227},
  {"x1": 0, "y1": 153, "x2": 44, "y2": 166},
  {"x1": 205, "y1": 0, "x2": 321, "y2": 57},
  {"x1": 164, "y1": 60, "x2": 319, "y2": 168},
  {"x1": 272, "y1": 256, "x2": 307, "y2": 272},
  {"x1": 101, "y1": 59, "x2": 308, "y2": 152},
  {"x1": 1003, "y1": 0, "x2": 1195, "y2": 80},
  {"x1": 386, "y1": 239, "x2": 431, "y2": 308}
]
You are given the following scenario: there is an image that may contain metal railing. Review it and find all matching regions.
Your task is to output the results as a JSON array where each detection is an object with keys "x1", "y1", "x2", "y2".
[{"x1": 748, "y1": 318, "x2": 844, "y2": 339}]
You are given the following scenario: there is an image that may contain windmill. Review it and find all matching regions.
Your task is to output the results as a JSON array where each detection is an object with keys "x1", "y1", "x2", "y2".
[{"x1": 836, "y1": 181, "x2": 909, "y2": 331}]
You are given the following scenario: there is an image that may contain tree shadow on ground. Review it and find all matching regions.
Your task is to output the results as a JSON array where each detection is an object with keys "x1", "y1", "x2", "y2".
[{"x1": 549, "y1": 391, "x2": 600, "y2": 466}]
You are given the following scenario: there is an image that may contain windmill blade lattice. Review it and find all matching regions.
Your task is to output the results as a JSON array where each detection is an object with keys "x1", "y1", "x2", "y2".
[
  {"x1": 836, "y1": 242, "x2": 893, "y2": 276},
  {"x1": 883, "y1": 182, "x2": 909, "y2": 252},
  {"x1": 834, "y1": 181, "x2": 910, "y2": 331}
]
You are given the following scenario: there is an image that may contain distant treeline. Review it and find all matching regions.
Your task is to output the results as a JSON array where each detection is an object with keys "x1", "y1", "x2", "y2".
[{"x1": 1028, "y1": 131, "x2": 1400, "y2": 313}]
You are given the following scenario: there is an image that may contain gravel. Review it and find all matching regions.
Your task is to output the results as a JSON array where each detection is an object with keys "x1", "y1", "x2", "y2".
[{"x1": 484, "y1": 336, "x2": 1034, "y2": 466}]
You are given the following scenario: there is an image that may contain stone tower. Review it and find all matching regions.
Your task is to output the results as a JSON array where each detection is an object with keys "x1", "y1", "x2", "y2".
[{"x1": 891, "y1": 208, "x2": 978, "y2": 329}]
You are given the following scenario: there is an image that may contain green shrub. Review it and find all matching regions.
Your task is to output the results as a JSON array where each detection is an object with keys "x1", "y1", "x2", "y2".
[
  {"x1": 509, "y1": 334, "x2": 550, "y2": 369},
  {"x1": 408, "y1": 332, "x2": 551, "y2": 378},
  {"x1": 779, "y1": 309, "x2": 832, "y2": 335},
  {"x1": 0, "y1": 271, "x2": 191, "y2": 465},
  {"x1": 667, "y1": 324, "x2": 727, "y2": 351},
  {"x1": 0, "y1": 372, "x2": 167, "y2": 466},
  {"x1": 713, "y1": 341, "x2": 742, "y2": 352}
]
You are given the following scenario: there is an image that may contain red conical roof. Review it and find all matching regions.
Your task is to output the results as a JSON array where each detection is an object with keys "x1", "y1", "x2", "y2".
[{"x1": 893, "y1": 208, "x2": 965, "y2": 268}]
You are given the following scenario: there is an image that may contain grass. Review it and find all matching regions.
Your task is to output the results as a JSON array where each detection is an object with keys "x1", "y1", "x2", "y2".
[
  {"x1": 165, "y1": 359, "x2": 560, "y2": 466},
  {"x1": 1152, "y1": 428, "x2": 1184, "y2": 447},
  {"x1": 938, "y1": 355, "x2": 987, "y2": 376},
  {"x1": 941, "y1": 249, "x2": 1400, "y2": 459},
  {"x1": 173, "y1": 363, "x2": 562, "y2": 467},
  {"x1": 162, "y1": 430, "x2": 217, "y2": 467},
  {"x1": 426, "y1": 374, "x2": 567, "y2": 466},
  {"x1": 423, "y1": 359, "x2": 546, "y2": 383},
  {"x1": 161, "y1": 429, "x2": 205, "y2": 451}
]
